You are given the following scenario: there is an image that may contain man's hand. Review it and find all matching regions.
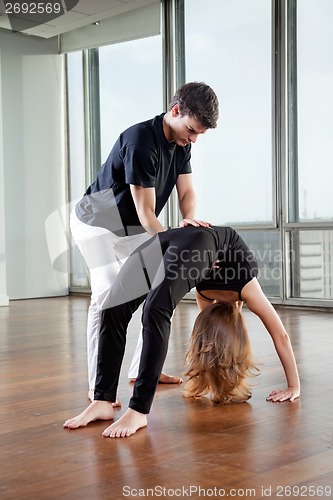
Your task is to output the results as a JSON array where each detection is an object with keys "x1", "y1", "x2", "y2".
[{"x1": 179, "y1": 219, "x2": 211, "y2": 228}]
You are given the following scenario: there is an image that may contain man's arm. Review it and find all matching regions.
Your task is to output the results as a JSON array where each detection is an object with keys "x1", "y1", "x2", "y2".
[
  {"x1": 176, "y1": 174, "x2": 211, "y2": 227},
  {"x1": 130, "y1": 185, "x2": 165, "y2": 235},
  {"x1": 242, "y1": 278, "x2": 300, "y2": 402}
]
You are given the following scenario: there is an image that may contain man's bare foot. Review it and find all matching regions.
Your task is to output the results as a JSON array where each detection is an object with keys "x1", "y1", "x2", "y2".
[
  {"x1": 102, "y1": 408, "x2": 147, "y2": 438},
  {"x1": 129, "y1": 372, "x2": 183, "y2": 384},
  {"x1": 88, "y1": 389, "x2": 122, "y2": 407},
  {"x1": 63, "y1": 400, "x2": 114, "y2": 429},
  {"x1": 159, "y1": 373, "x2": 183, "y2": 384}
]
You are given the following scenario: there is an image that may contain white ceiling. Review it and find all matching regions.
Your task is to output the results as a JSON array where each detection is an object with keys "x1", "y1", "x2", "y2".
[{"x1": 0, "y1": 0, "x2": 157, "y2": 38}]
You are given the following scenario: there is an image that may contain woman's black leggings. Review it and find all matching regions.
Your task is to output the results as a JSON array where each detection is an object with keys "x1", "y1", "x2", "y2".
[{"x1": 94, "y1": 226, "x2": 219, "y2": 414}]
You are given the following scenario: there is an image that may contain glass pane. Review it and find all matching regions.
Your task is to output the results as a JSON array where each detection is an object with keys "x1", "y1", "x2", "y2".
[
  {"x1": 290, "y1": 230, "x2": 333, "y2": 299},
  {"x1": 99, "y1": 35, "x2": 164, "y2": 226},
  {"x1": 67, "y1": 52, "x2": 89, "y2": 288},
  {"x1": 99, "y1": 36, "x2": 163, "y2": 162},
  {"x1": 239, "y1": 230, "x2": 281, "y2": 297},
  {"x1": 297, "y1": 0, "x2": 333, "y2": 221},
  {"x1": 67, "y1": 36, "x2": 163, "y2": 289},
  {"x1": 185, "y1": 0, "x2": 272, "y2": 224}
]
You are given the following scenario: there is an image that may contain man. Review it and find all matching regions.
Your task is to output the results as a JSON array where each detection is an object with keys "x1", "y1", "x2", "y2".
[
  {"x1": 70, "y1": 82, "x2": 219, "y2": 400},
  {"x1": 63, "y1": 226, "x2": 300, "y2": 437}
]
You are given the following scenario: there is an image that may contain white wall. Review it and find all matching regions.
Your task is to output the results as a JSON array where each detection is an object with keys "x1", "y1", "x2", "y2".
[{"x1": 0, "y1": 29, "x2": 68, "y2": 301}]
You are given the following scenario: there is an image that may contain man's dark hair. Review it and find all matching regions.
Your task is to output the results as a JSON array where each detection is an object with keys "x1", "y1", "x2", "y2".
[{"x1": 169, "y1": 82, "x2": 219, "y2": 129}]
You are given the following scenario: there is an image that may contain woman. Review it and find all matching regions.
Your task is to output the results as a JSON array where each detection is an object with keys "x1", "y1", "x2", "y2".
[{"x1": 63, "y1": 226, "x2": 300, "y2": 437}]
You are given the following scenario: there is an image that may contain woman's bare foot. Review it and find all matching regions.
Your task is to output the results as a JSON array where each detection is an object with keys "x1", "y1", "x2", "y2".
[
  {"x1": 129, "y1": 372, "x2": 182, "y2": 384},
  {"x1": 88, "y1": 389, "x2": 122, "y2": 407},
  {"x1": 63, "y1": 400, "x2": 114, "y2": 429},
  {"x1": 102, "y1": 408, "x2": 147, "y2": 438}
]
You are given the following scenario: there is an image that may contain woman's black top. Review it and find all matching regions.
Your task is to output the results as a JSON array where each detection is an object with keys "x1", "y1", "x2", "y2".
[{"x1": 196, "y1": 226, "x2": 258, "y2": 301}]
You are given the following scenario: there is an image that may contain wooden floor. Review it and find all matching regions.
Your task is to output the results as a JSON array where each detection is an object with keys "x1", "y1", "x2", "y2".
[{"x1": 0, "y1": 296, "x2": 333, "y2": 499}]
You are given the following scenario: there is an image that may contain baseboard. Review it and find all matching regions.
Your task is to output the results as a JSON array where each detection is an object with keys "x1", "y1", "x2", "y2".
[{"x1": 0, "y1": 295, "x2": 9, "y2": 306}]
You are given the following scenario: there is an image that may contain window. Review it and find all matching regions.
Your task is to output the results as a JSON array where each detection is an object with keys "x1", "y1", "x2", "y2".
[
  {"x1": 67, "y1": 51, "x2": 89, "y2": 288},
  {"x1": 99, "y1": 36, "x2": 163, "y2": 162},
  {"x1": 185, "y1": 0, "x2": 273, "y2": 224},
  {"x1": 296, "y1": 0, "x2": 333, "y2": 222},
  {"x1": 287, "y1": 0, "x2": 333, "y2": 303},
  {"x1": 290, "y1": 230, "x2": 333, "y2": 299},
  {"x1": 66, "y1": 34, "x2": 163, "y2": 290},
  {"x1": 99, "y1": 35, "x2": 164, "y2": 225},
  {"x1": 184, "y1": 0, "x2": 276, "y2": 297},
  {"x1": 66, "y1": 0, "x2": 333, "y2": 306},
  {"x1": 239, "y1": 230, "x2": 281, "y2": 297}
]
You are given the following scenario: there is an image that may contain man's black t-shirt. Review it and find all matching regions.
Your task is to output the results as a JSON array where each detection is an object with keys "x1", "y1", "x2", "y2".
[{"x1": 75, "y1": 114, "x2": 192, "y2": 236}]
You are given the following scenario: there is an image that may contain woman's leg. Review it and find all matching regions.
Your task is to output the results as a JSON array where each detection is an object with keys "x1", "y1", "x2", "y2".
[
  {"x1": 101, "y1": 228, "x2": 218, "y2": 437},
  {"x1": 94, "y1": 295, "x2": 146, "y2": 402},
  {"x1": 64, "y1": 227, "x2": 217, "y2": 434},
  {"x1": 129, "y1": 228, "x2": 218, "y2": 414}
]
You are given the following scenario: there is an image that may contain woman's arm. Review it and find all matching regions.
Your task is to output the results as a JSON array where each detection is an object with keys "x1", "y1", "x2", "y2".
[{"x1": 242, "y1": 278, "x2": 300, "y2": 402}]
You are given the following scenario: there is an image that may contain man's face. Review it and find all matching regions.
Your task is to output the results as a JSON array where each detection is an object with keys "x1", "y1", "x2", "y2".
[{"x1": 168, "y1": 105, "x2": 207, "y2": 146}]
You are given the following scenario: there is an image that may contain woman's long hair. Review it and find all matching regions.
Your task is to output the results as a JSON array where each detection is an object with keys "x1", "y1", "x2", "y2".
[{"x1": 184, "y1": 302, "x2": 258, "y2": 403}]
